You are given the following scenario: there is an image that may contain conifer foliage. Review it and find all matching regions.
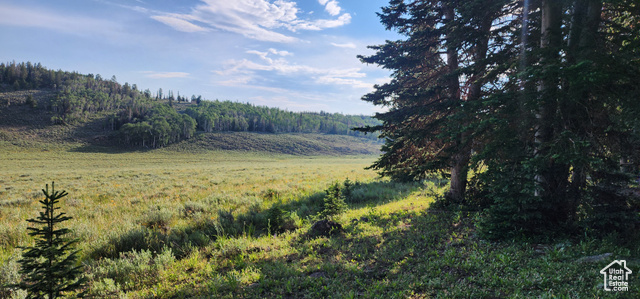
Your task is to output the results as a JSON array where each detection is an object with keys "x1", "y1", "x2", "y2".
[
  {"x1": 362, "y1": 0, "x2": 640, "y2": 236},
  {"x1": 320, "y1": 182, "x2": 348, "y2": 219},
  {"x1": 17, "y1": 182, "x2": 84, "y2": 298}
]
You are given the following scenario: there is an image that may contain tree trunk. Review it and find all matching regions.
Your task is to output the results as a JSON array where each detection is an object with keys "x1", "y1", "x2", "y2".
[
  {"x1": 565, "y1": 0, "x2": 602, "y2": 222},
  {"x1": 580, "y1": 0, "x2": 603, "y2": 51},
  {"x1": 446, "y1": 7, "x2": 493, "y2": 203},
  {"x1": 535, "y1": 0, "x2": 564, "y2": 200},
  {"x1": 442, "y1": 5, "x2": 468, "y2": 203},
  {"x1": 449, "y1": 153, "x2": 470, "y2": 202}
]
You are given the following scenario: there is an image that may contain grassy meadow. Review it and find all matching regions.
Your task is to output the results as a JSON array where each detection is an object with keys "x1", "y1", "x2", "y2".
[
  {"x1": 0, "y1": 141, "x2": 379, "y2": 259},
  {"x1": 1, "y1": 141, "x2": 639, "y2": 298}
]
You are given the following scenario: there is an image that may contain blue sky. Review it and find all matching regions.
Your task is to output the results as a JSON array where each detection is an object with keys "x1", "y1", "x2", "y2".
[{"x1": 0, "y1": 0, "x2": 398, "y2": 114}]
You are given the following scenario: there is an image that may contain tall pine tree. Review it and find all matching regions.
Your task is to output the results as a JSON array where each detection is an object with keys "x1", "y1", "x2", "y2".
[
  {"x1": 361, "y1": 0, "x2": 640, "y2": 236},
  {"x1": 358, "y1": 0, "x2": 518, "y2": 202}
]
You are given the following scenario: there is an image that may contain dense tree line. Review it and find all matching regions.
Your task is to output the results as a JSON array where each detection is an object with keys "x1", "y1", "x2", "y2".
[
  {"x1": 117, "y1": 105, "x2": 197, "y2": 148},
  {"x1": 0, "y1": 61, "x2": 153, "y2": 125},
  {"x1": 1, "y1": 61, "x2": 380, "y2": 147},
  {"x1": 360, "y1": 0, "x2": 640, "y2": 237},
  {"x1": 0, "y1": 61, "x2": 73, "y2": 91},
  {"x1": 185, "y1": 101, "x2": 379, "y2": 138}
]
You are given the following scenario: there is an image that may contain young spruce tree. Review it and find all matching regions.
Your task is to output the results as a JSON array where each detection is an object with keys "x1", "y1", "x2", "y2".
[
  {"x1": 17, "y1": 182, "x2": 85, "y2": 298},
  {"x1": 320, "y1": 182, "x2": 348, "y2": 219}
]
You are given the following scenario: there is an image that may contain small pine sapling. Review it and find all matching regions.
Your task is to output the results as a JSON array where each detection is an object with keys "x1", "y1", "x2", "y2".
[
  {"x1": 342, "y1": 178, "x2": 358, "y2": 202},
  {"x1": 320, "y1": 182, "x2": 348, "y2": 219},
  {"x1": 17, "y1": 182, "x2": 85, "y2": 298}
]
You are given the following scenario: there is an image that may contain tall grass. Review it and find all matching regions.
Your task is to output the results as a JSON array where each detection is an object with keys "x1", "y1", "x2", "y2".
[
  {"x1": 3, "y1": 144, "x2": 637, "y2": 298},
  {"x1": 0, "y1": 144, "x2": 378, "y2": 263}
]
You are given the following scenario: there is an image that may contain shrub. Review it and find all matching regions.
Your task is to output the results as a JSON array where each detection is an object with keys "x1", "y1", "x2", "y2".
[
  {"x1": 266, "y1": 204, "x2": 286, "y2": 233},
  {"x1": 0, "y1": 251, "x2": 21, "y2": 298},
  {"x1": 262, "y1": 188, "x2": 281, "y2": 201},
  {"x1": 88, "y1": 248, "x2": 175, "y2": 292},
  {"x1": 0, "y1": 223, "x2": 29, "y2": 249},
  {"x1": 216, "y1": 209, "x2": 239, "y2": 237},
  {"x1": 0, "y1": 198, "x2": 31, "y2": 207},
  {"x1": 92, "y1": 228, "x2": 154, "y2": 259},
  {"x1": 235, "y1": 205, "x2": 267, "y2": 236},
  {"x1": 476, "y1": 162, "x2": 549, "y2": 240},
  {"x1": 578, "y1": 186, "x2": 640, "y2": 234},
  {"x1": 25, "y1": 95, "x2": 37, "y2": 108},
  {"x1": 266, "y1": 204, "x2": 301, "y2": 234},
  {"x1": 141, "y1": 206, "x2": 176, "y2": 232},
  {"x1": 342, "y1": 178, "x2": 355, "y2": 200},
  {"x1": 182, "y1": 201, "x2": 207, "y2": 217}
]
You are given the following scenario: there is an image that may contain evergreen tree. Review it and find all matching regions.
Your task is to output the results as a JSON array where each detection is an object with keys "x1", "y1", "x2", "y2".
[
  {"x1": 17, "y1": 182, "x2": 85, "y2": 298},
  {"x1": 362, "y1": 0, "x2": 640, "y2": 236},
  {"x1": 357, "y1": 0, "x2": 517, "y2": 198},
  {"x1": 320, "y1": 182, "x2": 348, "y2": 219},
  {"x1": 477, "y1": 0, "x2": 640, "y2": 236}
]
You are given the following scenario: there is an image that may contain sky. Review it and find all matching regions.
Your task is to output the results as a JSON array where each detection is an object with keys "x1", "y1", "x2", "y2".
[{"x1": 0, "y1": 0, "x2": 399, "y2": 115}]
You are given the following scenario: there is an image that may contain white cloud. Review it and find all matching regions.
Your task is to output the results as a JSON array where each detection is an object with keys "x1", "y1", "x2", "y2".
[
  {"x1": 289, "y1": 13, "x2": 351, "y2": 31},
  {"x1": 215, "y1": 49, "x2": 372, "y2": 90},
  {"x1": 142, "y1": 71, "x2": 190, "y2": 78},
  {"x1": 247, "y1": 48, "x2": 292, "y2": 60},
  {"x1": 150, "y1": 15, "x2": 208, "y2": 33},
  {"x1": 268, "y1": 48, "x2": 292, "y2": 56},
  {"x1": 316, "y1": 76, "x2": 371, "y2": 89},
  {"x1": 246, "y1": 50, "x2": 269, "y2": 60},
  {"x1": 217, "y1": 75, "x2": 254, "y2": 86},
  {"x1": 150, "y1": 0, "x2": 351, "y2": 42},
  {"x1": 213, "y1": 81, "x2": 337, "y2": 111},
  {"x1": 134, "y1": 6, "x2": 149, "y2": 13},
  {"x1": 330, "y1": 42, "x2": 356, "y2": 49},
  {"x1": 324, "y1": 1, "x2": 341, "y2": 16},
  {"x1": 98, "y1": 0, "x2": 150, "y2": 14},
  {"x1": 318, "y1": 0, "x2": 342, "y2": 16}
]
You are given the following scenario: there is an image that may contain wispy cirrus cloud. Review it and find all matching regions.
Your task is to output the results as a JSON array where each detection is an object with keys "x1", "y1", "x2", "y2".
[
  {"x1": 330, "y1": 42, "x2": 357, "y2": 49},
  {"x1": 150, "y1": 15, "x2": 208, "y2": 33},
  {"x1": 246, "y1": 48, "x2": 293, "y2": 60},
  {"x1": 150, "y1": 0, "x2": 351, "y2": 43}
]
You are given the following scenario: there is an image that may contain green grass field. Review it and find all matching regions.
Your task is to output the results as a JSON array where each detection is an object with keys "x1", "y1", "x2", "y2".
[
  {"x1": 0, "y1": 141, "x2": 378, "y2": 256},
  {"x1": 1, "y1": 142, "x2": 638, "y2": 298}
]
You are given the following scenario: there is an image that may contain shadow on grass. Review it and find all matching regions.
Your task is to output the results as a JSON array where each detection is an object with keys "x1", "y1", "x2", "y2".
[
  {"x1": 88, "y1": 180, "x2": 428, "y2": 261},
  {"x1": 173, "y1": 205, "x2": 640, "y2": 298},
  {"x1": 84, "y1": 172, "x2": 640, "y2": 298},
  {"x1": 85, "y1": 174, "x2": 640, "y2": 297},
  {"x1": 68, "y1": 142, "x2": 153, "y2": 154},
  {"x1": 168, "y1": 208, "x2": 462, "y2": 298}
]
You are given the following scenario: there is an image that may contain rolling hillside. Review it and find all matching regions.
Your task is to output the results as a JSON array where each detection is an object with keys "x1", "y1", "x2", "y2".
[
  {"x1": 0, "y1": 92, "x2": 381, "y2": 155},
  {"x1": 0, "y1": 62, "x2": 382, "y2": 155}
]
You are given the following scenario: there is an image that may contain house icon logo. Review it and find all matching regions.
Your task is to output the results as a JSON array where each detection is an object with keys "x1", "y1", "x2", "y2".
[{"x1": 600, "y1": 260, "x2": 632, "y2": 292}]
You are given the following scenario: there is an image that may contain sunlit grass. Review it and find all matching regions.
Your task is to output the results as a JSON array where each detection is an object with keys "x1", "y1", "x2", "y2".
[
  {"x1": 0, "y1": 143, "x2": 378, "y2": 263},
  {"x1": 1, "y1": 143, "x2": 638, "y2": 298}
]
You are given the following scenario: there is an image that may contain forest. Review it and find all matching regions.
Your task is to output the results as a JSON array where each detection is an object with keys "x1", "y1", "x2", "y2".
[
  {"x1": 0, "y1": 61, "x2": 380, "y2": 148},
  {"x1": 359, "y1": 0, "x2": 640, "y2": 237}
]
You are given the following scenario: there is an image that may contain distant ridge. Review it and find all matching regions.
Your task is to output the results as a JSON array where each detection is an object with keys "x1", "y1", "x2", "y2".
[{"x1": 0, "y1": 62, "x2": 381, "y2": 154}]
